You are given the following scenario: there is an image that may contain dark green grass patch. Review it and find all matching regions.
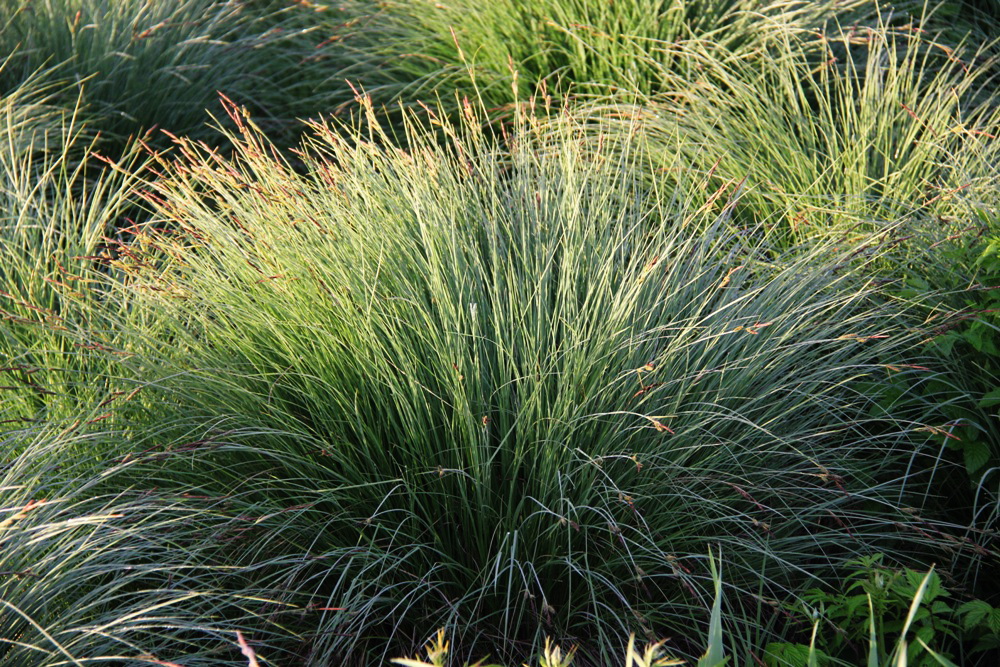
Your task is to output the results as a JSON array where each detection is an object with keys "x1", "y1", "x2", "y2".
[{"x1": 0, "y1": 0, "x2": 354, "y2": 152}]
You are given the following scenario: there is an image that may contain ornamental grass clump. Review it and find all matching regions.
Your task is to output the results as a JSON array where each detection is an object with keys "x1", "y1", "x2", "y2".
[
  {"x1": 586, "y1": 17, "x2": 1000, "y2": 245},
  {"x1": 91, "y1": 96, "x2": 978, "y2": 665},
  {"x1": 310, "y1": 0, "x2": 875, "y2": 118},
  {"x1": 0, "y1": 0, "x2": 343, "y2": 152}
]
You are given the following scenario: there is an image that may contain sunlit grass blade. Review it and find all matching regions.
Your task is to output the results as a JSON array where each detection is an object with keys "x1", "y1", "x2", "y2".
[{"x1": 697, "y1": 548, "x2": 726, "y2": 667}]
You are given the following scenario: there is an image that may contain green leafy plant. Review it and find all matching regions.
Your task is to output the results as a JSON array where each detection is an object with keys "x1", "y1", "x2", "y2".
[
  {"x1": 954, "y1": 598, "x2": 1000, "y2": 655},
  {"x1": 764, "y1": 554, "x2": 1000, "y2": 666},
  {"x1": 931, "y1": 213, "x2": 1000, "y2": 481},
  {"x1": 799, "y1": 555, "x2": 957, "y2": 664},
  {"x1": 883, "y1": 203, "x2": 1000, "y2": 570}
]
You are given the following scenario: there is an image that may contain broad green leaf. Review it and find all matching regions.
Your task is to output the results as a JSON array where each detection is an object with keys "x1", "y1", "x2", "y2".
[
  {"x1": 977, "y1": 388, "x2": 1000, "y2": 409},
  {"x1": 903, "y1": 569, "x2": 941, "y2": 603},
  {"x1": 989, "y1": 608, "x2": 1000, "y2": 635},
  {"x1": 957, "y1": 599, "x2": 991, "y2": 630},
  {"x1": 930, "y1": 601, "x2": 952, "y2": 616},
  {"x1": 963, "y1": 322, "x2": 999, "y2": 355},
  {"x1": 913, "y1": 623, "x2": 935, "y2": 648},
  {"x1": 927, "y1": 332, "x2": 958, "y2": 356},
  {"x1": 763, "y1": 643, "x2": 811, "y2": 667},
  {"x1": 964, "y1": 440, "x2": 992, "y2": 475}
]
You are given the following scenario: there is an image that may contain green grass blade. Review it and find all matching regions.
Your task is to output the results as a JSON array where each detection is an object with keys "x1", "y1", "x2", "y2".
[
  {"x1": 698, "y1": 548, "x2": 727, "y2": 667},
  {"x1": 868, "y1": 594, "x2": 880, "y2": 667}
]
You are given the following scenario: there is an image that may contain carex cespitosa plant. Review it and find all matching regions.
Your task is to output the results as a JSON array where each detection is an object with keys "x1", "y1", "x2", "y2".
[
  {"x1": 101, "y1": 94, "x2": 972, "y2": 665},
  {"x1": 2, "y1": 72, "x2": 289, "y2": 666}
]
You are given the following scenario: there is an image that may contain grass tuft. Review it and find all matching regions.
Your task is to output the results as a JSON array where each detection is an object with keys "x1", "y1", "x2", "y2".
[{"x1": 87, "y1": 95, "x2": 973, "y2": 664}]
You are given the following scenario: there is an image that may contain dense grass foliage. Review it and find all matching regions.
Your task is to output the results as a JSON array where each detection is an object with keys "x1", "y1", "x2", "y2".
[
  {"x1": 309, "y1": 1, "x2": 864, "y2": 104},
  {"x1": 0, "y1": 0, "x2": 349, "y2": 150},
  {"x1": 1, "y1": 1, "x2": 999, "y2": 666},
  {"x1": 294, "y1": 1, "x2": 1000, "y2": 126},
  {"x1": 85, "y1": 99, "x2": 969, "y2": 664},
  {"x1": 572, "y1": 18, "x2": 1000, "y2": 572},
  {"x1": 577, "y1": 23, "x2": 999, "y2": 243},
  {"x1": 0, "y1": 427, "x2": 295, "y2": 666},
  {"x1": 0, "y1": 69, "x2": 145, "y2": 428}
]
